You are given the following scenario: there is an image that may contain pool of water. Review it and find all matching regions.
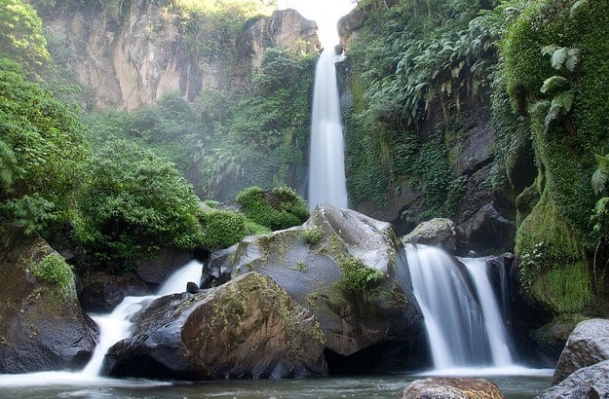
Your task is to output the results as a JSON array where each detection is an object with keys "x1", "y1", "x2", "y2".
[{"x1": 0, "y1": 369, "x2": 553, "y2": 399}]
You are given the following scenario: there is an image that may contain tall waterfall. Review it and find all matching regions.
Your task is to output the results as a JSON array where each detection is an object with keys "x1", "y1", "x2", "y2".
[
  {"x1": 403, "y1": 244, "x2": 516, "y2": 370},
  {"x1": 307, "y1": 48, "x2": 348, "y2": 211}
]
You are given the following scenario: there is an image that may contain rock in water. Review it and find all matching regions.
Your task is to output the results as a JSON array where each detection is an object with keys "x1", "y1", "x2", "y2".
[
  {"x1": 104, "y1": 272, "x2": 327, "y2": 379},
  {"x1": 552, "y1": 318, "x2": 609, "y2": 384},
  {"x1": 537, "y1": 360, "x2": 609, "y2": 399},
  {"x1": 0, "y1": 226, "x2": 97, "y2": 373},
  {"x1": 402, "y1": 377, "x2": 505, "y2": 399},
  {"x1": 186, "y1": 281, "x2": 199, "y2": 294}
]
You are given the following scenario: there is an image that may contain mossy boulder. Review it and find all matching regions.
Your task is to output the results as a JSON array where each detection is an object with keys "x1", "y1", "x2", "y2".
[
  {"x1": 104, "y1": 272, "x2": 327, "y2": 379},
  {"x1": 205, "y1": 204, "x2": 423, "y2": 367},
  {"x1": 402, "y1": 377, "x2": 505, "y2": 399},
  {"x1": 0, "y1": 225, "x2": 97, "y2": 373}
]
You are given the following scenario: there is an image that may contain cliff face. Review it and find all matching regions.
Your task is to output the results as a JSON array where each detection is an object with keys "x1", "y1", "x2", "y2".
[{"x1": 40, "y1": 4, "x2": 319, "y2": 110}]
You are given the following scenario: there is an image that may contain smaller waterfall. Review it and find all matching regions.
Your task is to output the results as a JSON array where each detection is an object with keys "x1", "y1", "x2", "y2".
[
  {"x1": 81, "y1": 260, "x2": 203, "y2": 377},
  {"x1": 404, "y1": 245, "x2": 516, "y2": 370},
  {"x1": 308, "y1": 48, "x2": 348, "y2": 211}
]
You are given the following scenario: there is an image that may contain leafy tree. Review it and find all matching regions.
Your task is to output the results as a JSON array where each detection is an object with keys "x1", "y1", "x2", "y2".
[
  {"x1": 0, "y1": 0, "x2": 50, "y2": 70},
  {"x1": 75, "y1": 140, "x2": 203, "y2": 271},
  {"x1": 0, "y1": 57, "x2": 88, "y2": 235}
]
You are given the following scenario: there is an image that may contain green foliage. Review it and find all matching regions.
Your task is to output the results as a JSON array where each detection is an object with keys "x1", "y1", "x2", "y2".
[
  {"x1": 30, "y1": 253, "x2": 74, "y2": 298},
  {"x1": 0, "y1": 0, "x2": 50, "y2": 70},
  {"x1": 0, "y1": 57, "x2": 88, "y2": 236},
  {"x1": 336, "y1": 254, "x2": 383, "y2": 297},
  {"x1": 236, "y1": 186, "x2": 308, "y2": 231},
  {"x1": 301, "y1": 226, "x2": 323, "y2": 246},
  {"x1": 200, "y1": 210, "x2": 246, "y2": 250},
  {"x1": 75, "y1": 140, "x2": 203, "y2": 270}
]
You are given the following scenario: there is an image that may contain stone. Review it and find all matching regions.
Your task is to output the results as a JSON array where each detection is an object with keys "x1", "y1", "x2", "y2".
[
  {"x1": 204, "y1": 204, "x2": 423, "y2": 368},
  {"x1": 0, "y1": 226, "x2": 98, "y2": 373},
  {"x1": 186, "y1": 281, "x2": 199, "y2": 294},
  {"x1": 402, "y1": 377, "x2": 505, "y2": 399},
  {"x1": 537, "y1": 360, "x2": 609, "y2": 399},
  {"x1": 136, "y1": 248, "x2": 192, "y2": 285},
  {"x1": 78, "y1": 271, "x2": 151, "y2": 312},
  {"x1": 552, "y1": 318, "x2": 609, "y2": 385},
  {"x1": 104, "y1": 272, "x2": 327, "y2": 380},
  {"x1": 402, "y1": 218, "x2": 457, "y2": 253}
]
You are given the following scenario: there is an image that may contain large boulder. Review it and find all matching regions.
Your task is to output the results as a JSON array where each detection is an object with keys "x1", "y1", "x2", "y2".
[
  {"x1": 537, "y1": 360, "x2": 609, "y2": 399},
  {"x1": 204, "y1": 204, "x2": 423, "y2": 364},
  {"x1": 402, "y1": 218, "x2": 457, "y2": 253},
  {"x1": 104, "y1": 272, "x2": 327, "y2": 380},
  {"x1": 552, "y1": 318, "x2": 609, "y2": 384},
  {"x1": 402, "y1": 377, "x2": 505, "y2": 399},
  {"x1": 0, "y1": 226, "x2": 98, "y2": 373},
  {"x1": 78, "y1": 271, "x2": 151, "y2": 312},
  {"x1": 136, "y1": 248, "x2": 193, "y2": 285}
]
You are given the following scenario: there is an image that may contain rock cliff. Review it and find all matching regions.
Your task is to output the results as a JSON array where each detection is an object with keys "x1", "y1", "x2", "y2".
[{"x1": 38, "y1": 3, "x2": 319, "y2": 110}]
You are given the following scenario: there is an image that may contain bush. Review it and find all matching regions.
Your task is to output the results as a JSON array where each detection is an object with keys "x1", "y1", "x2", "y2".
[
  {"x1": 302, "y1": 227, "x2": 323, "y2": 246},
  {"x1": 76, "y1": 140, "x2": 203, "y2": 270},
  {"x1": 200, "y1": 210, "x2": 246, "y2": 250},
  {"x1": 236, "y1": 186, "x2": 308, "y2": 231}
]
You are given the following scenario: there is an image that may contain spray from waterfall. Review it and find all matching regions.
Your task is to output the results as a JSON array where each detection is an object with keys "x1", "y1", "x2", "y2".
[{"x1": 307, "y1": 48, "x2": 348, "y2": 211}]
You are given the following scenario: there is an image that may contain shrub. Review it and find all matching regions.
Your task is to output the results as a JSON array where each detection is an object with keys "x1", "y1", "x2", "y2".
[
  {"x1": 236, "y1": 186, "x2": 308, "y2": 231},
  {"x1": 302, "y1": 227, "x2": 323, "y2": 246},
  {"x1": 336, "y1": 255, "x2": 383, "y2": 297},
  {"x1": 200, "y1": 210, "x2": 246, "y2": 250},
  {"x1": 30, "y1": 253, "x2": 74, "y2": 298}
]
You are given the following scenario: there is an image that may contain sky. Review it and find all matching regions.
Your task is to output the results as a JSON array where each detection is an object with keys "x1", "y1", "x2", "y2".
[{"x1": 277, "y1": 0, "x2": 357, "y2": 46}]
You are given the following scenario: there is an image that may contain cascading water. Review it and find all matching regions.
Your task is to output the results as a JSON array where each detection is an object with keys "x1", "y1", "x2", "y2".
[
  {"x1": 403, "y1": 244, "x2": 516, "y2": 371},
  {"x1": 307, "y1": 48, "x2": 348, "y2": 211},
  {"x1": 82, "y1": 260, "x2": 203, "y2": 377}
]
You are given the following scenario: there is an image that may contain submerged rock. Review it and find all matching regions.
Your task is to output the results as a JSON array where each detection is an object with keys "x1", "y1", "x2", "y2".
[
  {"x1": 0, "y1": 226, "x2": 98, "y2": 373},
  {"x1": 402, "y1": 377, "x2": 505, "y2": 399},
  {"x1": 205, "y1": 204, "x2": 423, "y2": 369},
  {"x1": 552, "y1": 318, "x2": 609, "y2": 384},
  {"x1": 104, "y1": 272, "x2": 327, "y2": 380},
  {"x1": 538, "y1": 360, "x2": 609, "y2": 399}
]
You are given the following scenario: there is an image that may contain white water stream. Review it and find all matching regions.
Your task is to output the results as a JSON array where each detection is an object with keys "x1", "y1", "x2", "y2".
[
  {"x1": 404, "y1": 244, "x2": 517, "y2": 371},
  {"x1": 307, "y1": 48, "x2": 348, "y2": 211}
]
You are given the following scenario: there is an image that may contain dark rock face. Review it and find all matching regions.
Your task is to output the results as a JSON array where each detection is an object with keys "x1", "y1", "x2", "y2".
[
  {"x1": 402, "y1": 218, "x2": 457, "y2": 253},
  {"x1": 205, "y1": 204, "x2": 423, "y2": 369},
  {"x1": 78, "y1": 271, "x2": 151, "y2": 312},
  {"x1": 552, "y1": 318, "x2": 609, "y2": 385},
  {"x1": 537, "y1": 360, "x2": 609, "y2": 399},
  {"x1": 402, "y1": 377, "x2": 505, "y2": 399},
  {"x1": 0, "y1": 226, "x2": 98, "y2": 373},
  {"x1": 104, "y1": 272, "x2": 327, "y2": 380},
  {"x1": 136, "y1": 248, "x2": 193, "y2": 285}
]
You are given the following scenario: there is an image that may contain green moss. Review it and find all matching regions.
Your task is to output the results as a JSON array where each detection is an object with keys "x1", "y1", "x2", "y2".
[
  {"x1": 236, "y1": 186, "x2": 308, "y2": 231},
  {"x1": 29, "y1": 253, "x2": 74, "y2": 299},
  {"x1": 516, "y1": 189, "x2": 591, "y2": 313}
]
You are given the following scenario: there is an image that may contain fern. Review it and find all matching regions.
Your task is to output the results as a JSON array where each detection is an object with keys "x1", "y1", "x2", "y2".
[
  {"x1": 541, "y1": 45, "x2": 580, "y2": 71},
  {"x1": 592, "y1": 154, "x2": 609, "y2": 196},
  {"x1": 570, "y1": 0, "x2": 589, "y2": 20},
  {"x1": 540, "y1": 76, "x2": 569, "y2": 95},
  {"x1": 545, "y1": 90, "x2": 574, "y2": 129}
]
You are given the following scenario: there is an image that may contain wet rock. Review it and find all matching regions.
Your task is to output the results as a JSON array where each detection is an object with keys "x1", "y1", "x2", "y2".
[
  {"x1": 104, "y1": 272, "x2": 327, "y2": 380},
  {"x1": 402, "y1": 218, "x2": 457, "y2": 253},
  {"x1": 186, "y1": 281, "x2": 199, "y2": 294},
  {"x1": 78, "y1": 271, "x2": 151, "y2": 312},
  {"x1": 0, "y1": 226, "x2": 97, "y2": 373},
  {"x1": 402, "y1": 377, "x2": 505, "y2": 399},
  {"x1": 552, "y1": 318, "x2": 609, "y2": 384},
  {"x1": 136, "y1": 248, "x2": 192, "y2": 285},
  {"x1": 205, "y1": 204, "x2": 423, "y2": 368},
  {"x1": 537, "y1": 360, "x2": 609, "y2": 399}
]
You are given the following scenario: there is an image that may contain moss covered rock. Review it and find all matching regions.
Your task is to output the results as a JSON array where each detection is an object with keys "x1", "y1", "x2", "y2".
[
  {"x1": 0, "y1": 225, "x2": 97, "y2": 373},
  {"x1": 104, "y1": 272, "x2": 327, "y2": 379},
  {"x1": 205, "y1": 204, "x2": 422, "y2": 368}
]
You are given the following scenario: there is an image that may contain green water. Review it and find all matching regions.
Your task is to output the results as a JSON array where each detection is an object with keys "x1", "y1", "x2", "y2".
[{"x1": 0, "y1": 373, "x2": 552, "y2": 399}]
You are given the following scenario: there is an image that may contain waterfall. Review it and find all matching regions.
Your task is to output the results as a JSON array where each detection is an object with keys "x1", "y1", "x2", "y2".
[
  {"x1": 81, "y1": 260, "x2": 203, "y2": 377},
  {"x1": 403, "y1": 244, "x2": 516, "y2": 370},
  {"x1": 307, "y1": 48, "x2": 348, "y2": 211}
]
